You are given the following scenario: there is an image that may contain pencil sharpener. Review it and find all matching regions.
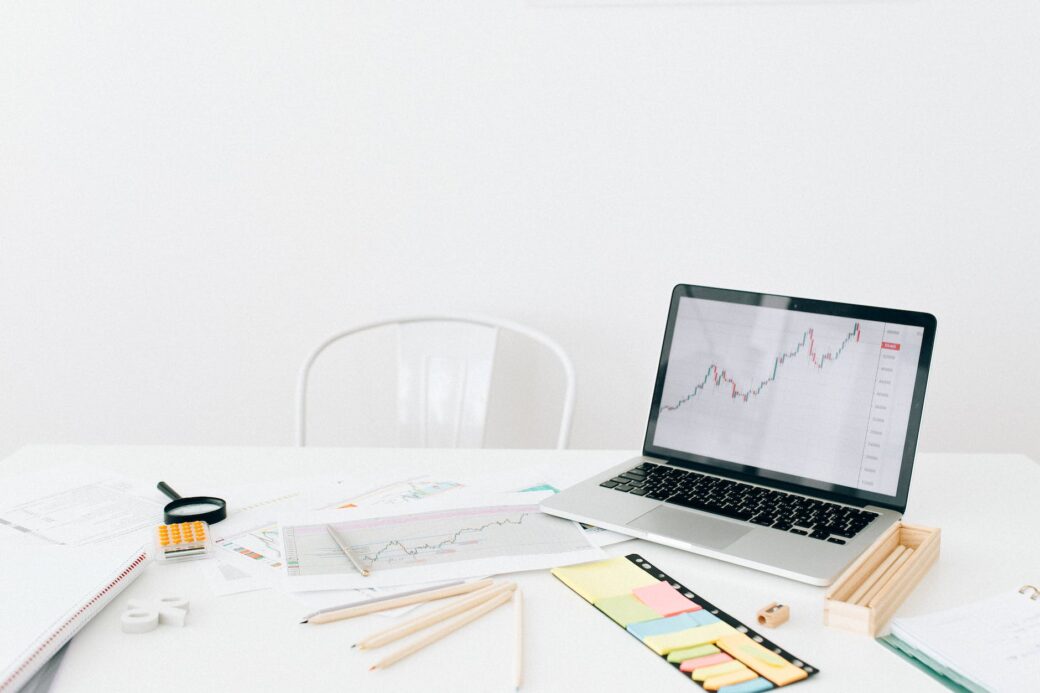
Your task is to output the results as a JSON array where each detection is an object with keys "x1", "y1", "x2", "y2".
[
  {"x1": 756, "y1": 602, "x2": 790, "y2": 628},
  {"x1": 153, "y1": 521, "x2": 213, "y2": 562}
]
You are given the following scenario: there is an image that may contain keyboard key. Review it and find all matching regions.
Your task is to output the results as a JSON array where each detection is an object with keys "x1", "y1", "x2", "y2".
[
  {"x1": 673, "y1": 497, "x2": 752, "y2": 522},
  {"x1": 827, "y1": 538, "x2": 847, "y2": 545},
  {"x1": 609, "y1": 464, "x2": 873, "y2": 540}
]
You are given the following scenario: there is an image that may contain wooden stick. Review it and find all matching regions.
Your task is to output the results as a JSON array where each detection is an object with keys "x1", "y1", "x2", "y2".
[
  {"x1": 851, "y1": 545, "x2": 906, "y2": 605},
  {"x1": 307, "y1": 578, "x2": 495, "y2": 625},
  {"x1": 354, "y1": 582, "x2": 516, "y2": 650},
  {"x1": 865, "y1": 548, "x2": 915, "y2": 607},
  {"x1": 369, "y1": 590, "x2": 514, "y2": 670},
  {"x1": 514, "y1": 589, "x2": 523, "y2": 692}
]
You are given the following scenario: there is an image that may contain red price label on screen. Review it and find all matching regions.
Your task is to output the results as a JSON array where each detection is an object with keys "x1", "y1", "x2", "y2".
[{"x1": 881, "y1": 342, "x2": 901, "y2": 351}]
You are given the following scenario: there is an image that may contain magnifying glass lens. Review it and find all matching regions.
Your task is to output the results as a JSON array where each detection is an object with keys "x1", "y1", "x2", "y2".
[{"x1": 167, "y1": 502, "x2": 221, "y2": 516}]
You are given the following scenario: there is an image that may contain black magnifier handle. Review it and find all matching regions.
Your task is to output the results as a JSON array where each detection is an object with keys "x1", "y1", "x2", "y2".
[{"x1": 157, "y1": 481, "x2": 182, "y2": 501}]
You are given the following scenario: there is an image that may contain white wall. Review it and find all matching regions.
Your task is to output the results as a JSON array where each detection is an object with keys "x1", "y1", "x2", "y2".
[{"x1": 1, "y1": 1, "x2": 1038, "y2": 461}]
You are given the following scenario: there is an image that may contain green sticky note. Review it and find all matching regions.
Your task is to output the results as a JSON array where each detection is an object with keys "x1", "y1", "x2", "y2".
[
  {"x1": 552, "y1": 557, "x2": 660, "y2": 603},
  {"x1": 667, "y1": 644, "x2": 721, "y2": 663},
  {"x1": 594, "y1": 594, "x2": 661, "y2": 627}
]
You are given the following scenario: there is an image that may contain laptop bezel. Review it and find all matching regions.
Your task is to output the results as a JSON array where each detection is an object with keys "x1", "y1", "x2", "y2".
[{"x1": 642, "y1": 284, "x2": 937, "y2": 514}]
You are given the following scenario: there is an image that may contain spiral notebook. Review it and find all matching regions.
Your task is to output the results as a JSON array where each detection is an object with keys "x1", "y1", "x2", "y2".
[
  {"x1": 878, "y1": 585, "x2": 1040, "y2": 693},
  {"x1": 0, "y1": 539, "x2": 148, "y2": 692}
]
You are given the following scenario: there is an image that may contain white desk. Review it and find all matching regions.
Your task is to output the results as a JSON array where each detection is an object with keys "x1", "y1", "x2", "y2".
[{"x1": 2, "y1": 446, "x2": 1037, "y2": 692}]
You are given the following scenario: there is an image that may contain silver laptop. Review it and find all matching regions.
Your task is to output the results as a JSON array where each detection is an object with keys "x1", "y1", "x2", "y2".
[{"x1": 542, "y1": 285, "x2": 936, "y2": 585}]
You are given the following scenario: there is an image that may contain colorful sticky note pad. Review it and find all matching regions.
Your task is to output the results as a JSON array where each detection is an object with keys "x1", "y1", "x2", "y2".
[
  {"x1": 715, "y1": 633, "x2": 808, "y2": 687},
  {"x1": 643, "y1": 621, "x2": 738, "y2": 655},
  {"x1": 704, "y1": 668, "x2": 758, "y2": 691},
  {"x1": 626, "y1": 612, "x2": 699, "y2": 640},
  {"x1": 594, "y1": 594, "x2": 660, "y2": 627},
  {"x1": 679, "y1": 653, "x2": 733, "y2": 672},
  {"x1": 632, "y1": 581, "x2": 702, "y2": 617},
  {"x1": 691, "y1": 660, "x2": 748, "y2": 681},
  {"x1": 717, "y1": 678, "x2": 773, "y2": 693},
  {"x1": 551, "y1": 557, "x2": 660, "y2": 603},
  {"x1": 666, "y1": 643, "x2": 720, "y2": 663},
  {"x1": 688, "y1": 609, "x2": 721, "y2": 626},
  {"x1": 552, "y1": 555, "x2": 818, "y2": 689}
]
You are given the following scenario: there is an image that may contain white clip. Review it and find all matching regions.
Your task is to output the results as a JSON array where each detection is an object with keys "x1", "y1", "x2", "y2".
[{"x1": 121, "y1": 595, "x2": 190, "y2": 633}]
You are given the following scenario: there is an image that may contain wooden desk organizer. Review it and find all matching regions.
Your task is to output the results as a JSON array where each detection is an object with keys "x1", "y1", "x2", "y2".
[{"x1": 823, "y1": 522, "x2": 940, "y2": 636}]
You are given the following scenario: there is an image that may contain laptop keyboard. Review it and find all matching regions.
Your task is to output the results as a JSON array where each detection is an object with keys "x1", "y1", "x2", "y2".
[{"x1": 600, "y1": 462, "x2": 878, "y2": 544}]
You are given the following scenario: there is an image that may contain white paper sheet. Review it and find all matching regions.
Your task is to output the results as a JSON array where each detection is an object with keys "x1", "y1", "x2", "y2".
[
  {"x1": 0, "y1": 464, "x2": 161, "y2": 546},
  {"x1": 278, "y1": 492, "x2": 604, "y2": 590}
]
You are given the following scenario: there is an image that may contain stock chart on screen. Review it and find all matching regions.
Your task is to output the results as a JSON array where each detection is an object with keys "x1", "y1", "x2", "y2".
[{"x1": 653, "y1": 297, "x2": 924, "y2": 495}]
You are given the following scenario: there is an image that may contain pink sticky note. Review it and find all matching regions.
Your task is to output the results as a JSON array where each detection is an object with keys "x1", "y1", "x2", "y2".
[
  {"x1": 632, "y1": 581, "x2": 701, "y2": 617},
  {"x1": 679, "y1": 653, "x2": 733, "y2": 673}
]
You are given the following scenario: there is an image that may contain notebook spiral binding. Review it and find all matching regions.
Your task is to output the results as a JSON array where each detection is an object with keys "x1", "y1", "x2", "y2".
[
  {"x1": 0, "y1": 550, "x2": 148, "y2": 693},
  {"x1": 1018, "y1": 585, "x2": 1040, "y2": 601}
]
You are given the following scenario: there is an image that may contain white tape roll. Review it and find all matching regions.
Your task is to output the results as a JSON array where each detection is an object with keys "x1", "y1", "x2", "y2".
[{"x1": 121, "y1": 608, "x2": 159, "y2": 634}]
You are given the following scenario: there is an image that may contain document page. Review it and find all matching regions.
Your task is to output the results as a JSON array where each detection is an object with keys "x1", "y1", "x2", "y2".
[{"x1": 0, "y1": 464, "x2": 161, "y2": 545}]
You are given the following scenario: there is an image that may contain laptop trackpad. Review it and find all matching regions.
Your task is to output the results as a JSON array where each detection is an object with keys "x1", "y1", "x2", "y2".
[{"x1": 628, "y1": 506, "x2": 752, "y2": 549}]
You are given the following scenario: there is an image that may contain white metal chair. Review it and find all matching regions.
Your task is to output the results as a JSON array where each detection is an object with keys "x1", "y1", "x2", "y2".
[{"x1": 295, "y1": 315, "x2": 576, "y2": 449}]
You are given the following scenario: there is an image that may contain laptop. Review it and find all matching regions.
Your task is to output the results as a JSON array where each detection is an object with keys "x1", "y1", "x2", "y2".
[{"x1": 541, "y1": 284, "x2": 936, "y2": 585}]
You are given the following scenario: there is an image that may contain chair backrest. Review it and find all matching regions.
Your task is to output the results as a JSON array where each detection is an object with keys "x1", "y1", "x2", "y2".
[{"x1": 295, "y1": 315, "x2": 576, "y2": 449}]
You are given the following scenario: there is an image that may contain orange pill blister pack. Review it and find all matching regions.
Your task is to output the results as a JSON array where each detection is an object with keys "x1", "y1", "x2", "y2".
[{"x1": 154, "y1": 521, "x2": 213, "y2": 562}]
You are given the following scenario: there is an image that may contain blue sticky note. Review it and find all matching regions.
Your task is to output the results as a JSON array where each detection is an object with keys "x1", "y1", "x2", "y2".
[
  {"x1": 626, "y1": 612, "x2": 698, "y2": 639},
  {"x1": 717, "y1": 677, "x2": 773, "y2": 693},
  {"x1": 688, "y1": 609, "x2": 721, "y2": 626}
]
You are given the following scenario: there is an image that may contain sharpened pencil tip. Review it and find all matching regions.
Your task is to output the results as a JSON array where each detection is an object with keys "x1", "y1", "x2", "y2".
[
  {"x1": 299, "y1": 619, "x2": 308, "y2": 624},
  {"x1": 350, "y1": 643, "x2": 357, "y2": 649},
  {"x1": 369, "y1": 666, "x2": 378, "y2": 671}
]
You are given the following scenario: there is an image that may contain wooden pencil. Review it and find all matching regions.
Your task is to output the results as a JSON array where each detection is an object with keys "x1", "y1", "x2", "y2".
[
  {"x1": 354, "y1": 581, "x2": 516, "y2": 650},
  {"x1": 865, "y1": 548, "x2": 915, "y2": 607},
  {"x1": 851, "y1": 545, "x2": 906, "y2": 605},
  {"x1": 306, "y1": 578, "x2": 495, "y2": 625},
  {"x1": 514, "y1": 589, "x2": 523, "y2": 692},
  {"x1": 369, "y1": 590, "x2": 514, "y2": 671}
]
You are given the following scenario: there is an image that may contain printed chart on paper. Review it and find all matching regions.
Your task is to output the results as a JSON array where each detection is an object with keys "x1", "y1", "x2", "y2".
[{"x1": 279, "y1": 495, "x2": 603, "y2": 589}]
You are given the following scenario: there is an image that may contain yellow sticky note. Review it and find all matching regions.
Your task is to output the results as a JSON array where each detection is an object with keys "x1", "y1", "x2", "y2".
[
  {"x1": 643, "y1": 621, "x2": 737, "y2": 655},
  {"x1": 716, "y1": 633, "x2": 808, "y2": 686},
  {"x1": 689, "y1": 660, "x2": 748, "y2": 681},
  {"x1": 552, "y1": 557, "x2": 659, "y2": 603},
  {"x1": 702, "y1": 668, "x2": 758, "y2": 691}
]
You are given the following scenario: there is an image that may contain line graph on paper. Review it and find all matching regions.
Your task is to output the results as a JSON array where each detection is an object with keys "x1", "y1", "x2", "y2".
[
  {"x1": 280, "y1": 498, "x2": 603, "y2": 589},
  {"x1": 652, "y1": 297, "x2": 924, "y2": 494}
]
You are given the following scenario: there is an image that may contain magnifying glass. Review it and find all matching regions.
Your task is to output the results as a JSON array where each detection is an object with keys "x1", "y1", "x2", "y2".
[{"x1": 156, "y1": 482, "x2": 228, "y2": 525}]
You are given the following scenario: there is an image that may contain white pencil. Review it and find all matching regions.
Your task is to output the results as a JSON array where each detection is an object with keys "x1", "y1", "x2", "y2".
[
  {"x1": 514, "y1": 588, "x2": 523, "y2": 692},
  {"x1": 327, "y1": 525, "x2": 370, "y2": 577},
  {"x1": 306, "y1": 578, "x2": 495, "y2": 625},
  {"x1": 299, "y1": 581, "x2": 464, "y2": 623}
]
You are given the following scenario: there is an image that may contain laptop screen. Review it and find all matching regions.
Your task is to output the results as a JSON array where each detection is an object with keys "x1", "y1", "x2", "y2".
[{"x1": 644, "y1": 286, "x2": 936, "y2": 512}]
